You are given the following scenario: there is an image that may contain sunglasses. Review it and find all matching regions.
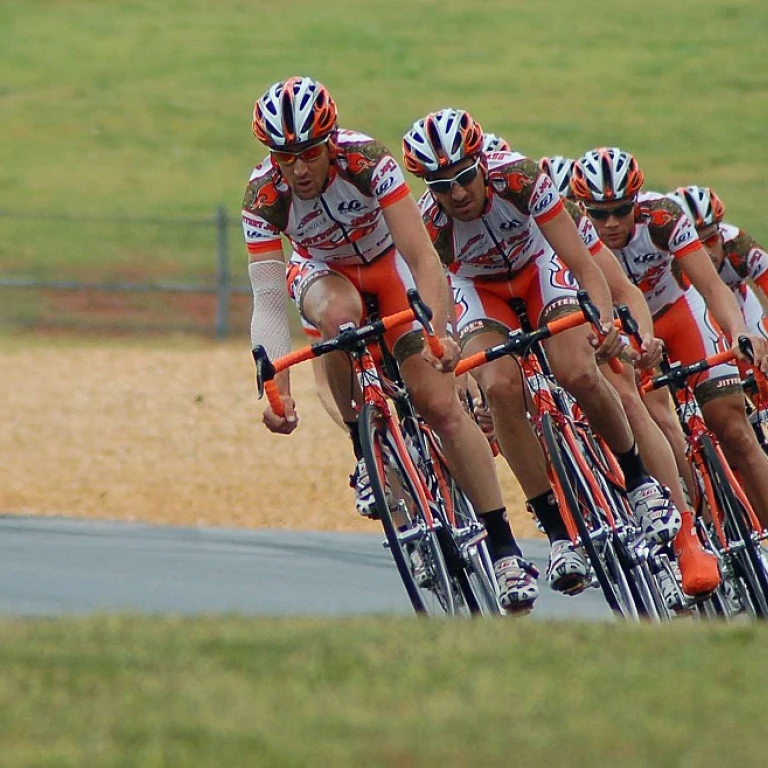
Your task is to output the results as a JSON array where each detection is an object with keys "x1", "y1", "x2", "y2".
[
  {"x1": 585, "y1": 201, "x2": 636, "y2": 220},
  {"x1": 270, "y1": 136, "x2": 330, "y2": 166},
  {"x1": 699, "y1": 230, "x2": 721, "y2": 248},
  {"x1": 425, "y1": 160, "x2": 480, "y2": 194}
]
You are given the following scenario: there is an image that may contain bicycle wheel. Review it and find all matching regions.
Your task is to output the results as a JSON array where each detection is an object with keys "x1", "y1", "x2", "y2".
[
  {"x1": 700, "y1": 433, "x2": 768, "y2": 618},
  {"x1": 580, "y1": 430, "x2": 670, "y2": 621},
  {"x1": 420, "y1": 426, "x2": 504, "y2": 616},
  {"x1": 542, "y1": 413, "x2": 640, "y2": 619},
  {"x1": 359, "y1": 403, "x2": 458, "y2": 616}
]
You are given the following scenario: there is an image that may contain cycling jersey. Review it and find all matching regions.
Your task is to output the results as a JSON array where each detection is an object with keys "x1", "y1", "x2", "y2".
[
  {"x1": 608, "y1": 191, "x2": 699, "y2": 317},
  {"x1": 242, "y1": 129, "x2": 410, "y2": 264},
  {"x1": 563, "y1": 199, "x2": 602, "y2": 255},
  {"x1": 418, "y1": 152, "x2": 564, "y2": 278},
  {"x1": 716, "y1": 222, "x2": 768, "y2": 294}
]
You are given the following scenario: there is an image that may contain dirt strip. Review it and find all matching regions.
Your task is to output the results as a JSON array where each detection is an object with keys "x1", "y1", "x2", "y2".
[{"x1": 0, "y1": 341, "x2": 540, "y2": 538}]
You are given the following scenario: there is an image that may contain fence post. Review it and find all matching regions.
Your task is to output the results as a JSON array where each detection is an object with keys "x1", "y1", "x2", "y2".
[{"x1": 214, "y1": 205, "x2": 230, "y2": 340}]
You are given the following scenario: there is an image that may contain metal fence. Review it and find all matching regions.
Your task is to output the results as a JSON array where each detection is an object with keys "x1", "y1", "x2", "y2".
[{"x1": 0, "y1": 206, "x2": 251, "y2": 339}]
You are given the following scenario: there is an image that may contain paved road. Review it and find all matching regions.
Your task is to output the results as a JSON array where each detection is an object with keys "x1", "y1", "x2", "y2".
[{"x1": 0, "y1": 516, "x2": 613, "y2": 619}]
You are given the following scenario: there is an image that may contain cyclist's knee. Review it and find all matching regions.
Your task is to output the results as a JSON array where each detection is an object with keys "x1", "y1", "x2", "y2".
[
  {"x1": 553, "y1": 361, "x2": 600, "y2": 398},
  {"x1": 412, "y1": 386, "x2": 465, "y2": 436},
  {"x1": 484, "y1": 377, "x2": 526, "y2": 415}
]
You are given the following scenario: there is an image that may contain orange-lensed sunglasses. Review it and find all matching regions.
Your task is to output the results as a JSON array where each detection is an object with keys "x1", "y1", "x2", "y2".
[{"x1": 270, "y1": 137, "x2": 330, "y2": 166}]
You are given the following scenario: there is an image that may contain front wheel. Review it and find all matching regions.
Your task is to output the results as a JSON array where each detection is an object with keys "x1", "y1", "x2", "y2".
[{"x1": 359, "y1": 403, "x2": 457, "y2": 616}]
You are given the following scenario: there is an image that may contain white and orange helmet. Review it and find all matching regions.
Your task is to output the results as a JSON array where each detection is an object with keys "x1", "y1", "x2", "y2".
[
  {"x1": 539, "y1": 156, "x2": 575, "y2": 198},
  {"x1": 252, "y1": 76, "x2": 337, "y2": 148},
  {"x1": 482, "y1": 132, "x2": 511, "y2": 154},
  {"x1": 402, "y1": 108, "x2": 485, "y2": 176},
  {"x1": 571, "y1": 147, "x2": 644, "y2": 202},
  {"x1": 667, "y1": 186, "x2": 725, "y2": 229}
]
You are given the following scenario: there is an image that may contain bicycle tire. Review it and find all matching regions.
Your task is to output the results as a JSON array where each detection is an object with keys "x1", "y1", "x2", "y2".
[
  {"x1": 421, "y1": 427, "x2": 504, "y2": 616},
  {"x1": 542, "y1": 412, "x2": 639, "y2": 618},
  {"x1": 358, "y1": 403, "x2": 458, "y2": 616},
  {"x1": 580, "y1": 430, "x2": 670, "y2": 621},
  {"x1": 700, "y1": 433, "x2": 768, "y2": 618}
]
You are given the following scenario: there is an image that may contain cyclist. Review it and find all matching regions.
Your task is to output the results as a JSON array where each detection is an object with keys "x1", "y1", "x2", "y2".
[
  {"x1": 243, "y1": 77, "x2": 538, "y2": 611},
  {"x1": 537, "y1": 157, "x2": 721, "y2": 600},
  {"x1": 668, "y1": 186, "x2": 768, "y2": 341},
  {"x1": 402, "y1": 109, "x2": 682, "y2": 594},
  {"x1": 572, "y1": 148, "x2": 768, "y2": 529}
]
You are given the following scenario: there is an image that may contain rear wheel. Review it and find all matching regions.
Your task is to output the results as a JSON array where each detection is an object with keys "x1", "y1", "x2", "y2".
[{"x1": 359, "y1": 403, "x2": 457, "y2": 616}]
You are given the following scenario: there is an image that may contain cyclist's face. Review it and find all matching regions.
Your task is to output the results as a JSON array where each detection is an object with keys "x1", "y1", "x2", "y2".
[
  {"x1": 583, "y1": 199, "x2": 636, "y2": 249},
  {"x1": 426, "y1": 157, "x2": 486, "y2": 221},
  {"x1": 697, "y1": 225, "x2": 725, "y2": 268},
  {"x1": 273, "y1": 139, "x2": 331, "y2": 200}
]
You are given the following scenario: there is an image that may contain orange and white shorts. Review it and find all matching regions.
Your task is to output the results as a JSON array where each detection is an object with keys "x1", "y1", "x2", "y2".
[
  {"x1": 654, "y1": 288, "x2": 741, "y2": 402},
  {"x1": 450, "y1": 252, "x2": 579, "y2": 346},
  {"x1": 286, "y1": 249, "x2": 420, "y2": 355}
]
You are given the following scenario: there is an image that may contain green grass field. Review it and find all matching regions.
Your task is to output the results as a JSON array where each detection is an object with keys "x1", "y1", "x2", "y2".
[
  {"x1": 2, "y1": 0, "x2": 768, "y2": 284},
  {"x1": 2, "y1": 615, "x2": 768, "y2": 767}
]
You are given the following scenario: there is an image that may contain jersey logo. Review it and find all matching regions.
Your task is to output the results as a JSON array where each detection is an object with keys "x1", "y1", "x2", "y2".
[
  {"x1": 345, "y1": 151, "x2": 378, "y2": 175},
  {"x1": 337, "y1": 200, "x2": 363, "y2": 214},
  {"x1": 649, "y1": 208, "x2": 676, "y2": 228}
]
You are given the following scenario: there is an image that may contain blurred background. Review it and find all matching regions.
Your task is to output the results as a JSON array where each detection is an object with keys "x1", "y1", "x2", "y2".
[{"x1": 2, "y1": 0, "x2": 767, "y2": 338}]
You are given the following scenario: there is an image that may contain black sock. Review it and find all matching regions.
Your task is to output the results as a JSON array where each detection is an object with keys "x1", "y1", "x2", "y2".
[
  {"x1": 527, "y1": 490, "x2": 569, "y2": 544},
  {"x1": 615, "y1": 442, "x2": 647, "y2": 492},
  {"x1": 345, "y1": 421, "x2": 363, "y2": 461},
  {"x1": 479, "y1": 508, "x2": 522, "y2": 560}
]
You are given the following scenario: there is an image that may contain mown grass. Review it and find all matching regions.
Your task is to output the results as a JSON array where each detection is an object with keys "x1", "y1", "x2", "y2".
[
  {"x1": 1, "y1": 615, "x2": 767, "y2": 767},
  {"x1": 2, "y1": 0, "x2": 768, "y2": 285}
]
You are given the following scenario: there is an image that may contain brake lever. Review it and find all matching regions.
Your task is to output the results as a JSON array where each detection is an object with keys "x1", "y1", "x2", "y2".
[{"x1": 251, "y1": 345, "x2": 276, "y2": 399}]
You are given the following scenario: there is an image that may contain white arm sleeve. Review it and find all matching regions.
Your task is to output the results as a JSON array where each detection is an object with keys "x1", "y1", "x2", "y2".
[{"x1": 249, "y1": 260, "x2": 292, "y2": 359}]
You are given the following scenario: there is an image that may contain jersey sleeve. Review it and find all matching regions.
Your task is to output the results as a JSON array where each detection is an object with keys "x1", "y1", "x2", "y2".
[
  {"x1": 241, "y1": 167, "x2": 287, "y2": 257},
  {"x1": 488, "y1": 157, "x2": 563, "y2": 225},
  {"x1": 647, "y1": 198, "x2": 699, "y2": 258},
  {"x1": 564, "y1": 199, "x2": 601, "y2": 255},
  {"x1": 341, "y1": 139, "x2": 410, "y2": 208},
  {"x1": 418, "y1": 191, "x2": 455, "y2": 267},
  {"x1": 370, "y1": 154, "x2": 411, "y2": 208},
  {"x1": 731, "y1": 230, "x2": 768, "y2": 289}
]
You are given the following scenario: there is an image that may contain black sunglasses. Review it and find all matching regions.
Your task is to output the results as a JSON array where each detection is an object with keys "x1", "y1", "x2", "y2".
[
  {"x1": 585, "y1": 201, "x2": 636, "y2": 220},
  {"x1": 425, "y1": 160, "x2": 480, "y2": 194}
]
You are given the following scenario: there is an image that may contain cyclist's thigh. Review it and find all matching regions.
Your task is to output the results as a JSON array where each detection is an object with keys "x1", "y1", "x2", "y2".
[
  {"x1": 288, "y1": 256, "x2": 363, "y2": 334},
  {"x1": 654, "y1": 289, "x2": 741, "y2": 405}
]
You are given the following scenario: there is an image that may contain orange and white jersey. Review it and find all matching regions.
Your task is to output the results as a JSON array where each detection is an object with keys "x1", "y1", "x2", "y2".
[
  {"x1": 241, "y1": 129, "x2": 411, "y2": 265},
  {"x1": 417, "y1": 152, "x2": 564, "y2": 278},
  {"x1": 716, "y1": 222, "x2": 768, "y2": 293},
  {"x1": 563, "y1": 199, "x2": 602, "y2": 256},
  {"x1": 609, "y1": 191, "x2": 700, "y2": 316}
]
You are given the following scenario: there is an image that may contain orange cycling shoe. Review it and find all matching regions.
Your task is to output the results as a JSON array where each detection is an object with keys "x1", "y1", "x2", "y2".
[{"x1": 673, "y1": 511, "x2": 721, "y2": 597}]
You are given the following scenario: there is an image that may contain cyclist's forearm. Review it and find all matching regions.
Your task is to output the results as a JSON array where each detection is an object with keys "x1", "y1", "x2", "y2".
[
  {"x1": 701, "y1": 279, "x2": 748, "y2": 340},
  {"x1": 409, "y1": 256, "x2": 450, "y2": 338}
]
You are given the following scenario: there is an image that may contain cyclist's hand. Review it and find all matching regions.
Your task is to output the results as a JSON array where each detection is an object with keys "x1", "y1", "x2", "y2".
[
  {"x1": 635, "y1": 333, "x2": 663, "y2": 370},
  {"x1": 472, "y1": 397, "x2": 496, "y2": 443},
  {"x1": 422, "y1": 335, "x2": 461, "y2": 373},
  {"x1": 735, "y1": 334, "x2": 768, "y2": 374},
  {"x1": 588, "y1": 322, "x2": 625, "y2": 366},
  {"x1": 262, "y1": 395, "x2": 298, "y2": 435}
]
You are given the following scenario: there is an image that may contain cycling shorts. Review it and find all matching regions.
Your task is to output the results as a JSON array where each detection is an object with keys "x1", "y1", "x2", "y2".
[
  {"x1": 450, "y1": 252, "x2": 579, "y2": 347},
  {"x1": 654, "y1": 288, "x2": 741, "y2": 404},
  {"x1": 286, "y1": 249, "x2": 421, "y2": 360}
]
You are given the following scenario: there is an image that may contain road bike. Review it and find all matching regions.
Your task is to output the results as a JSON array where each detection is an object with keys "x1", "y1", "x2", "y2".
[
  {"x1": 456, "y1": 292, "x2": 671, "y2": 620},
  {"x1": 253, "y1": 290, "x2": 503, "y2": 617},
  {"x1": 639, "y1": 339, "x2": 768, "y2": 619}
]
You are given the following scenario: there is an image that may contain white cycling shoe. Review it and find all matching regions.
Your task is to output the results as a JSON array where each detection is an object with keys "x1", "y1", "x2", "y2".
[
  {"x1": 546, "y1": 539, "x2": 591, "y2": 595},
  {"x1": 627, "y1": 478, "x2": 682, "y2": 545},
  {"x1": 493, "y1": 556, "x2": 539, "y2": 612},
  {"x1": 349, "y1": 459, "x2": 379, "y2": 519}
]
